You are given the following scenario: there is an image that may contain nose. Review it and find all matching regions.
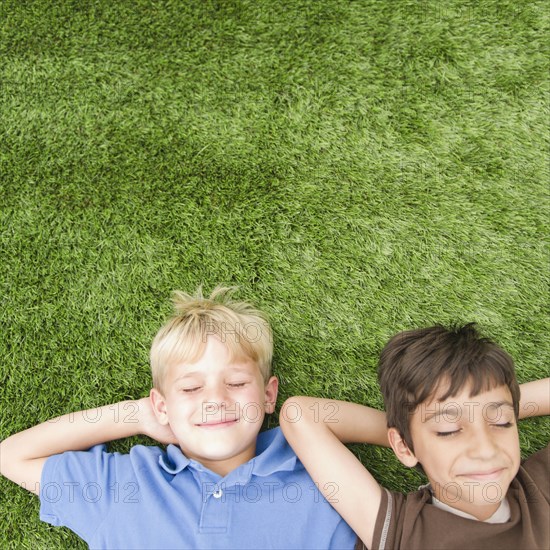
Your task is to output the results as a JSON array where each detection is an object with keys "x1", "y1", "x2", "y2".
[
  {"x1": 203, "y1": 383, "x2": 229, "y2": 410},
  {"x1": 467, "y1": 425, "x2": 498, "y2": 460},
  {"x1": 201, "y1": 383, "x2": 235, "y2": 424}
]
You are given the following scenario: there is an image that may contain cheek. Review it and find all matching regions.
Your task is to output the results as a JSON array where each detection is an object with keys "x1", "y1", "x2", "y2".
[
  {"x1": 166, "y1": 396, "x2": 195, "y2": 417},
  {"x1": 252, "y1": 388, "x2": 271, "y2": 410},
  {"x1": 415, "y1": 439, "x2": 451, "y2": 472},
  {"x1": 237, "y1": 389, "x2": 268, "y2": 420},
  {"x1": 236, "y1": 384, "x2": 265, "y2": 401},
  {"x1": 509, "y1": 436, "x2": 521, "y2": 466}
]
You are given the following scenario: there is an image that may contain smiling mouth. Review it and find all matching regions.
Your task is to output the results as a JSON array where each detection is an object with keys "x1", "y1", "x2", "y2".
[
  {"x1": 196, "y1": 419, "x2": 239, "y2": 429},
  {"x1": 459, "y1": 468, "x2": 505, "y2": 481}
]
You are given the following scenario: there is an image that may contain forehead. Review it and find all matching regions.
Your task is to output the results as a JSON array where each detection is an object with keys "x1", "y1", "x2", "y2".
[
  {"x1": 415, "y1": 383, "x2": 514, "y2": 423},
  {"x1": 166, "y1": 338, "x2": 260, "y2": 379}
]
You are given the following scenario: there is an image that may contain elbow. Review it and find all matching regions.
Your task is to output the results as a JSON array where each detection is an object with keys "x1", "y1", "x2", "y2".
[
  {"x1": 0, "y1": 437, "x2": 15, "y2": 480},
  {"x1": 0, "y1": 435, "x2": 27, "y2": 482}
]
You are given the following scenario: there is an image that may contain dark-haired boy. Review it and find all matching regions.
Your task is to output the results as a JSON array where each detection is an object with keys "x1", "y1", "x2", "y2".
[{"x1": 281, "y1": 324, "x2": 549, "y2": 549}]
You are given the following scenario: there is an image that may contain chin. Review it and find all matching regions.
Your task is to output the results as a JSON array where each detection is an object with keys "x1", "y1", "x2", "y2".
[{"x1": 195, "y1": 444, "x2": 247, "y2": 460}]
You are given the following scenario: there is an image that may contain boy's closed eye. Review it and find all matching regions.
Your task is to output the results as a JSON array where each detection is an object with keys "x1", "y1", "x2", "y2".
[
  {"x1": 436, "y1": 430, "x2": 461, "y2": 437},
  {"x1": 181, "y1": 386, "x2": 202, "y2": 393},
  {"x1": 436, "y1": 421, "x2": 515, "y2": 437},
  {"x1": 493, "y1": 421, "x2": 514, "y2": 428},
  {"x1": 179, "y1": 381, "x2": 250, "y2": 392}
]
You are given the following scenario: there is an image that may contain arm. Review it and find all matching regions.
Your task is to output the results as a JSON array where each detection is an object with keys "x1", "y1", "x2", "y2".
[
  {"x1": 0, "y1": 396, "x2": 176, "y2": 495},
  {"x1": 280, "y1": 398, "x2": 386, "y2": 550},
  {"x1": 519, "y1": 377, "x2": 550, "y2": 419}
]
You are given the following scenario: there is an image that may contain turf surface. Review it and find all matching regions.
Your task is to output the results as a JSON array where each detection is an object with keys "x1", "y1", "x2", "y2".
[{"x1": 1, "y1": 1, "x2": 548, "y2": 547}]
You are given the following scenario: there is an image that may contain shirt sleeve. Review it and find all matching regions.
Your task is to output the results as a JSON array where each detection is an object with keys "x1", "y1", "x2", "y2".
[
  {"x1": 39, "y1": 444, "x2": 120, "y2": 542},
  {"x1": 370, "y1": 487, "x2": 409, "y2": 550},
  {"x1": 521, "y1": 442, "x2": 550, "y2": 502}
]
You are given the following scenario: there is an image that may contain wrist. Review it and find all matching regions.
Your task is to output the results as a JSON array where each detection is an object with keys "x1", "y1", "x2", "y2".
[{"x1": 134, "y1": 397, "x2": 157, "y2": 438}]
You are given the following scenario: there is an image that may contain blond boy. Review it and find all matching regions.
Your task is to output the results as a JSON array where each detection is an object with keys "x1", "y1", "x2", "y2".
[{"x1": 1, "y1": 288, "x2": 356, "y2": 549}]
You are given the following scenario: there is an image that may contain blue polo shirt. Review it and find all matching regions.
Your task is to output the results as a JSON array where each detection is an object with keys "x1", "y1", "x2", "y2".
[{"x1": 40, "y1": 427, "x2": 356, "y2": 549}]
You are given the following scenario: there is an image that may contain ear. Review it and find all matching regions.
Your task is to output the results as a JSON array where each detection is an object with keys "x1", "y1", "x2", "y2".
[
  {"x1": 150, "y1": 388, "x2": 170, "y2": 426},
  {"x1": 388, "y1": 427, "x2": 418, "y2": 468},
  {"x1": 263, "y1": 376, "x2": 279, "y2": 414}
]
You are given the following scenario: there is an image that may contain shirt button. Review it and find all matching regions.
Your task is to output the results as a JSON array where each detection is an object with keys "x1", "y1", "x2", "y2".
[{"x1": 213, "y1": 488, "x2": 223, "y2": 499}]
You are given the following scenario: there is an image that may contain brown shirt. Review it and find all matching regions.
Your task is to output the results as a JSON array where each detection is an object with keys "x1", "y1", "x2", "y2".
[{"x1": 370, "y1": 444, "x2": 549, "y2": 550}]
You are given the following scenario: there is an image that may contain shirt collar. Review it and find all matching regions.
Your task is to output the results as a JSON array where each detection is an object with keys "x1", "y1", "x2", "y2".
[
  {"x1": 250, "y1": 427, "x2": 298, "y2": 477},
  {"x1": 430, "y1": 492, "x2": 511, "y2": 523},
  {"x1": 157, "y1": 427, "x2": 297, "y2": 478},
  {"x1": 158, "y1": 444, "x2": 191, "y2": 474}
]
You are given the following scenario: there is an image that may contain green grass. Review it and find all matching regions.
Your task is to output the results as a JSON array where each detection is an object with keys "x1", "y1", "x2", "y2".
[{"x1": 1, "y1": 0, "x2": 548, "y2": 547}]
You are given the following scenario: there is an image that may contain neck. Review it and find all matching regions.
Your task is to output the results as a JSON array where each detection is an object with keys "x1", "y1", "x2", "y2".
[
  {"x1": 183, "y1": 447, "x2": 256, "y2": 477},
  {"x1": 432, "y1": 489, "x2": 501, "y2": 520}
]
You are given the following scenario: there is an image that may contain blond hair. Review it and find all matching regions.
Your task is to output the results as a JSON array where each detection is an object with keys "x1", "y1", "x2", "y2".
[{"x1": 150, "y1": 287, "x2": 273, "y2": 392}]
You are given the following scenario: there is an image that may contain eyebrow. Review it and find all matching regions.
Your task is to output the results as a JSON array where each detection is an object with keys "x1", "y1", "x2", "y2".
[
  {"x1": 484, "y1": 400, "x2": 515, "y2": 414},
  {"x1": 173, "y1": 372, "x2": 203, "y2": 382},
  {"x1": 422, "y1": 400, "x2": 515, "y2": 423},
  {"x1": 173, "y1": 367, "x2": 254, "y2": 382},
  {"x1": 423, "y1": 406, "x2": 460, "y2": 423},
  {"x1": 486, "y1": 400, "x2": 514, "y2": 408}
]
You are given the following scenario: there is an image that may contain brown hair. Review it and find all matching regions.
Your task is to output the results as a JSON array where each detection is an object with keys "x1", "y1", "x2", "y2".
[{"x1": 378, "y1": 323, "x2": 520, "y2": 451}]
